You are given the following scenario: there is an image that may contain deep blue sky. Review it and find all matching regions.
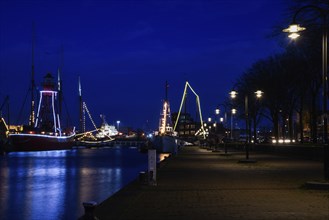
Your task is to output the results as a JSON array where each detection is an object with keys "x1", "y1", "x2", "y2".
[{"x1": 0, "y1": 0, "x2": 288, "y2": 131}]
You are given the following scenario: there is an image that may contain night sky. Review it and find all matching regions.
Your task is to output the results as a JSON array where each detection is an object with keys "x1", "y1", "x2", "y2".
[{"x1": 0, "y1": 0, "x2": 287, "y2": 131}]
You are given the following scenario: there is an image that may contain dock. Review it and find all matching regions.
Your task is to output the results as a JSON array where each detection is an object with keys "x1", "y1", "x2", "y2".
[{"x1": 82, "y1": 145, "x2": 329, "y2": 220}]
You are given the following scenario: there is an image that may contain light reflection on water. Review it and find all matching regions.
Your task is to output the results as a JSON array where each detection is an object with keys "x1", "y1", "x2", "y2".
[{"x1": 0, "y1": 147, "x2": 149, "y2": 220}]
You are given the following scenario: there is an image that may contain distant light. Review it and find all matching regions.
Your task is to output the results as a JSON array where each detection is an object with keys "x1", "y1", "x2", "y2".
[
  {"x1": 229, "y1": 90, "x2": 238, "y2": 99},
  {"x1": 215, "y1": 108, "x2": 220, "y2": 115},
  {"x1": 255, "y1": 90, "x2": 263, "y2": 98},
  {"x1": 231, "y1": 108, "x2": 237, "y2": 114},
  {"x1": 273, "y1": 139, "x2": 294, "y2": 144}
]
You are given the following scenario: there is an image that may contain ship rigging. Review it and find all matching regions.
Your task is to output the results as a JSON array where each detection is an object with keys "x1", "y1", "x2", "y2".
[{"x1": 75, "y1": 77, "x2": 118, "y2": 145}]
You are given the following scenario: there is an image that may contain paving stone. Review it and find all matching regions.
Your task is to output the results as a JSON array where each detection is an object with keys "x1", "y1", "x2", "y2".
[{"x1": 91, "y1": 146, "x2": 329, "y2": 220}]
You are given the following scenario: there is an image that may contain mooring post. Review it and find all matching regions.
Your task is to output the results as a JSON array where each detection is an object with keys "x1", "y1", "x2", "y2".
[{"x1": 82, "y1": 201, "x2": 98, "y2": 220}]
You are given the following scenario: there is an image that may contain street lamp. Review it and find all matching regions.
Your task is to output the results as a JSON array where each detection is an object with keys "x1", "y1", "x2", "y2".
[
  {"x1": 283, "y1": 5, "x2": 329, "y2": 180},
  {"x1": 230, "y1": 89, "x2": 263, "y2": 161},
  {"x1": 283, "y1": 24, "x2": 306, "y2": 39},
  {"x1": 229, "y1": 90, "x2": 238, "y2": 99},
  {"x1": 231, "y1": 108, "x2": 237, "y2": 140},
  {"x1": 255, "y1": 90, "x2": 263, "y2": 99},
  {"x1": 253, "y1": 90, "x2": 263, "y2": 143},
  {"x1": 215, "y1": 104, "x2": 227, "y2": 127}
]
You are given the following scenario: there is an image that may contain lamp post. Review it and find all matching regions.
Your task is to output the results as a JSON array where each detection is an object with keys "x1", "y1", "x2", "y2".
[
  {"x1": 230, "y1": 89, "x2": 263, "y2": 161},
  {"x1": 215, "y1": 108, "x2": 220, "y2": 134},
  {"x1": 283, "y1": 5, "x2": 329, "y2": 180},
  {"x1": 229, "y1": 90, "x2": 238, "y2": 140},
  {"x1": 253, "y1": 90, "x2": 263, "y2": 143},
  {"x1": 215, "y1": 104, "x2": 227, "y2": 128},
  {"x1": 231, "y1": 108, "x2": 237, "y2": 140},
  {"x1": 215, "y1": 108, "x2": 220, "y2": 131}
]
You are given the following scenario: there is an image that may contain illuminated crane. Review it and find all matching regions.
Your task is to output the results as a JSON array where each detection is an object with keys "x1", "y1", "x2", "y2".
[{"x1": 173, "y1": 81, "x2": 206, "y2": 139}]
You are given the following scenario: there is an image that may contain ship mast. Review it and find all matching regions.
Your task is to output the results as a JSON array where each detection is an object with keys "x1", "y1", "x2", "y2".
[
  {"x1": 159, "y1": 81, "x2": 171, "y2": 135},
  {"x1": 58, "y1": 45, "x2": 64, "y2": 117},
  {"x1": 29, "y1": 23, "x2": 35, "y2": 127},
  {"x1": 78, "y1": 76, "x2": 84, "y2": 133},
  {"x1": 165, "y1": 81, "x2": 168, "y2": 102}
]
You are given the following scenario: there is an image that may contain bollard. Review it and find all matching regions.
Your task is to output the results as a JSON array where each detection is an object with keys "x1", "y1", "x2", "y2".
[
  {"x1": 82, "y1": 201, "x2": 98, "y2": 220},
  {"x1": 139, "y1": 171, "x2": 147, "y2": 185},
  {"x1": 149, "y1": 170, "x2": 153, "y2": 182},
  {"x1": 148, "y1": 170, "x2": 157, "y2": 186}
]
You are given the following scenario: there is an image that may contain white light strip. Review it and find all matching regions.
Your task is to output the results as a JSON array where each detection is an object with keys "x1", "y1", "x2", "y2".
[
  {"x1": 52, "y1": 92, "x2": 57, "y2": 133},
  {"x1": 83, "y1": 102, "x2": 97, "y2": 129},
  {"x1": 160, "y1": 101, "x2": 168, "y2": 134},
  {"x1": 40, "y1": 90, "x2": 58, "y2": 95},
  {"x1": 9, "y1": 132, "x2": 75, "y2": 139},
  {"x1": 35, "y1": 93, "x2": 43, "y2": 127},
  {"x1": 196, "y1": 95, "x2": 206, "y2": 139},
  {"x1": 173, "y1": 81, "x2": 206, "y2": 139},
  {"x1": 78, "y1": 76, "x2": 82, "y2": 97},
  {"x1": 57, "y1": 114, "x2": 62, "y2": 136},
  {"x1": 174, "y1": 82, "x2": 188, "y2": 131}
]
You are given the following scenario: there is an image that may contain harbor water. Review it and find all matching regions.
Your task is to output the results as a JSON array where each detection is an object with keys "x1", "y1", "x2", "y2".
[{"x1": 0, "y1": 146, "x2": 150, "y2": 220}]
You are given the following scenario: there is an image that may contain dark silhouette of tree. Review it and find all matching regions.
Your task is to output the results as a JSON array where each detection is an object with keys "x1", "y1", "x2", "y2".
[{"x1": 228, "y1": 0, "x2": 328, "y2": 143}]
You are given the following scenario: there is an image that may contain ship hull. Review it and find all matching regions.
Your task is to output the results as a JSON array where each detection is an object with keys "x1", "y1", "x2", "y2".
[
  {"x1": 152, "y1": 135, "x2": 178, "y2": 154},
  {"x1": 8, "y1": 133, "x2": 75, "y2": 152}
]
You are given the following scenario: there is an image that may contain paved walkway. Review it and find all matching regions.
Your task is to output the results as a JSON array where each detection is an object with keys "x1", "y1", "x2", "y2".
[{"x1": 91, "y1": 146, "x2": 329, "y2": 220}]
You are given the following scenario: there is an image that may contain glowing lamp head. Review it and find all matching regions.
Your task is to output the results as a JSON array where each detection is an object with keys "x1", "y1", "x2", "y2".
[
  {"x1": 230, "y1": 90, "x2": 238, "y2": 99},
  {"x1": 288, "y1": 32, "x2": 300, "y2": 39},
  {"x1": 283, "y1": 23, "x2": 305, "y2": 40},
  {"x1": 255, "y1": 90, "x2": 263, "y2": 98},
  {"x1": 231, "y1": 108, "x2": 237, "y2": 114},
  {"x1": 215, "y1": 108, "x2": 220, "y2": 115}
]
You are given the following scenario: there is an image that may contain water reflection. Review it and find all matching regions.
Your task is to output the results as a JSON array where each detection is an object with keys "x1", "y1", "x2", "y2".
[{"x1": 0, "y1": 147, "x2": 148, "y2": 220}]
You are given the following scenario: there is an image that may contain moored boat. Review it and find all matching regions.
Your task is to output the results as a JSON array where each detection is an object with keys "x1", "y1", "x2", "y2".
[
  {"x1": 75, "y1": 114, "x2": 118, "y2": 146},
  {"x1": 74, "y1": 77, "x2": 117, "y2": 147},
  {"x1": 151, "y1": 81, "x2": 178, "y2": 154},
  {"x1": 8, "y1": 73, "x2": 75, "y2": 152},
  {"x1": 9, "y1": 132, "x2": 75, "y2": 151}
]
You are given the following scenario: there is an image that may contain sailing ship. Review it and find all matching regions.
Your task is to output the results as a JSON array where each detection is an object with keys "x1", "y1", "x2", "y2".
[
  {"x1": 151, "y1": 81, "x2": 207, "y2": 153},
  {"x1": 151, "y1": 82, "x2": 179, "y2": 154},
  {"x1": 9, "y1": 73, "x2": 75, "y2": 151},
  {"x1": 75, "y1": 114, "x2": 118, "y2": 146},
  {"x1": 74, "y1": 77, "x2": 117, "y2": 146}
]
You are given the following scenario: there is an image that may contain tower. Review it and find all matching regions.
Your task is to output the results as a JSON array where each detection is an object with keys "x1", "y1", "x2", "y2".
[{"x1": 35, "y1": 73, "x2": 60, "y2": 134}]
